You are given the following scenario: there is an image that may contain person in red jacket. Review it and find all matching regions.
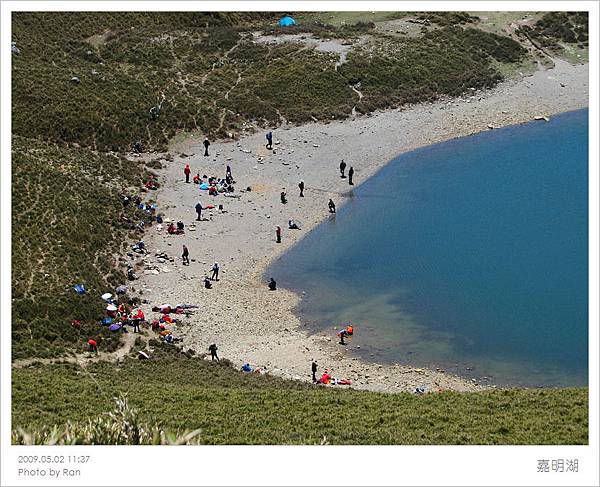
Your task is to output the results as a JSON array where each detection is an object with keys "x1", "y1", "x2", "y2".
[
  {"x1": 88, "y1": 339, "x2": 98, "y2": 353},
  {"x1": 184, "y1": 164, "x2": 191, "y2": 183}
]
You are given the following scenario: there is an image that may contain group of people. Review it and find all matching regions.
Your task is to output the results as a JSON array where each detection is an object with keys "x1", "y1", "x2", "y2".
[
  {"x1": 339, "y1": 159, "x2": 355, "y2": 185},
  {"x1": 167, "y1": 220, "x2": 185, "y2": 234},
  {"x1": 113, "y1": 131, "x2": 361, "y2": 378},
  {"x1": 310, "y1": 360, "x2": 351, "y2": 386}
]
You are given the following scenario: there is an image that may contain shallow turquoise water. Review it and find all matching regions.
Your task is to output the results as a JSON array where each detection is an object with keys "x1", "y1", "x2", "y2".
[{"x1": 269, "y1": 109, "x2": 589, "y2": 387}]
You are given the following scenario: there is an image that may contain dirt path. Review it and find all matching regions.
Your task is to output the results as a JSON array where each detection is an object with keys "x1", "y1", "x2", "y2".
[{"x1": 12, "y1": 331, "x2": 143, "y2": 369}]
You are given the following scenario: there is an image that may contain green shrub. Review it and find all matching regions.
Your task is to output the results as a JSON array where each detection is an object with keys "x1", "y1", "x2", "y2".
[{"x1": 13, "y1": 394, "x2": 202, "y2": 445}]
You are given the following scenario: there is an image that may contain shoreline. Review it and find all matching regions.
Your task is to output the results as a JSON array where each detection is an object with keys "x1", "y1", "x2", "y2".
[{"x1": 134, "y1": 57, "x2": 588, "y2": 394}]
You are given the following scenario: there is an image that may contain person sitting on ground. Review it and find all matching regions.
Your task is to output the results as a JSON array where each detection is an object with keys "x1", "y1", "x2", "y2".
[
  {"x1": 241, "y1": 363, "x2": 253, "y2": 373},
  {"x1": 127, "y1": 266, "x2": 137, "y2": 281},
  {"x1": 176, "y1": 221, "x2": 184, "y2": 232},
  {"x1": 204, "y1": 277, "x2": 212, "y2": 289},
  {"x1": 132, "y1": 240, "x2": 145, "y2": 253},
  {"x1": 167, "y1": 222, "x2": 177, "y2": 234},
  {"x1": 117, "y1": 303, "x2": 127, "y2": 316},
  {"x1": 164, "y1": 333, "x2": 174, "y2": 344},
  {"x1": 193, "y1": 173, "x2": 201, "y2": 184},
  {"x1": 160, "y1": 314, "x2": 176, "y2": 325},
  {"x1": 317, "y1": 371, "x2": 331, "y2": 385},
  {"x1": 288, "y1": 219, "x2": 300, "y2": 230},
  {"x1": 152, "y1": 304, "x2": 173, "y2": 314},
  {"x1": 328, "y1": 199, "x2": 336, "y2": 213},
  {"x1": 209, "y1": 185, "x2": 218, "y2": 196},
  {"x1": 208, "y1": 343, "x2": 219, "y2": 361},
  {"x1": 268, "y1": 277, "x2": 277, "y2": 291},
  {"x1": 280, "y1": 191, "x2": 287, "y2": 204}
]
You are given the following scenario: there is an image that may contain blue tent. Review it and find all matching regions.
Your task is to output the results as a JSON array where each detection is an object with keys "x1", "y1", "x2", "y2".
[
  {"x1": 278, "y1": 16, "x2": 296, "y2": 27},
  {"x1": 73, "y1": 284, "x2": 86, "y2": 295}
]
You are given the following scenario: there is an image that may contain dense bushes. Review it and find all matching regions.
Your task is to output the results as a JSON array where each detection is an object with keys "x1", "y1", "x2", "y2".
[
  {"x1": 11, "y1": 136, "x2": 145, "y2": 358},
  {"x1": 12, "y1": 12, "x2": 531, "y2": 152},
  {"x1": 338, "y1": 26, "x2": 525, "y2": 113},
  {"x1": 517, "y1": 12, "x2": 588, "y2": 50}
]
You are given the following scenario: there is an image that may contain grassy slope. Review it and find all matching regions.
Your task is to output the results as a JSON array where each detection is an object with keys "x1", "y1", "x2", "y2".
[
  {"x1": 11, "y1": 136, "x2": 149, "y2": 359},
  {"x1": 12, "y1": 11, "x2": 528, "y2": 151},
  {"x1": 12, "y1": 346, "x2": 588, "y2": 445}
]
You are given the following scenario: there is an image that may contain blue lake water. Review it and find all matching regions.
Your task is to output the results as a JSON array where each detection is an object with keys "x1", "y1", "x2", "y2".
[{"x1": 268, "y1": 109, "x2": 589, "y2": 387}]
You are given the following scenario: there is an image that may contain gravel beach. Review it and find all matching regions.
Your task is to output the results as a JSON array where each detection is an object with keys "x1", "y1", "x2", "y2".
[{"x1": 131, "y1": 57, "x2": 588, "y2": 394}]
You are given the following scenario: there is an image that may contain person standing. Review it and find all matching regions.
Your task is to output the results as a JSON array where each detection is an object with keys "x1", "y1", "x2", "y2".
[
  {"x1": 195, "y1": 202, "x2": 203, "y2": 221},
  {"x1": 328, "y1": 199, "x2": 336, "y2": 213},
  {"x1": 203, "y1": 137, "x2": 210, "y2": 157},
  {"x1": 182, "y1": 245, "x2": 190, "y2": 265},
  {"x1": 132, "y1": 318, "x2": 141, "y2": 333},
  {"x1": 280, "y1": 191, "x2": 287, "y2": 204},
  {"x1": 226, "y1": 164, "x2": 232, "y2": 181},
  {"x1": 211, "y1": 262, "x2": 219, "y2": 281},
  {"x1": 209, "y1": 343, "x2": 219, "y2": 361},
  {"x1": 266, "y1": 131, "x2": 273, "y2": 150},
  {"x1": 311, "y1": 360, "x2": 318, "y2": 382},
  {"x1": 340, "y1": 159, "x2": 347, "y2": 178},
  {"x1": 184, "y1": 163, "x2": 191, "y2": 183},
  {"x1": 298, "y1": 180, "x2": 305, "y2": 197},
  {"x1": 88, "y1": 339, "x2": 98, "y2": 354},
  {"x1": 276, "y1": 226, "x2": 282, "y2": 243},
  {"x1": 348, "y1": 166, "x2": 354, "y2": 186}
]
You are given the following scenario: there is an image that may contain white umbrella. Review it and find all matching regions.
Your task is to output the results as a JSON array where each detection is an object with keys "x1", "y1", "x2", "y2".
[{"x1": 101, "y1": 292, "x2": 113, "y2": 301}]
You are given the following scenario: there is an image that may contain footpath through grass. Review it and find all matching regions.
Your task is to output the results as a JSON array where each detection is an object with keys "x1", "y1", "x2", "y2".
[
  {"x1": 12, "y1": 11, "x2": 530, "y2": 151},
  {"x1": 12, "y1": 345, "x2": 588, "y2": 445}
]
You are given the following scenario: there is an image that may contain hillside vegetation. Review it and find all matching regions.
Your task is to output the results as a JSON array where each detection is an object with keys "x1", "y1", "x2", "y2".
[
  {"x1": 517, "y1": 12, "x2": 588, "y2": 51},
  {"x1": 11, "y1": 136, "x2": 148, "y2": 359},
  {"x1": 12, "y1": 345, "x2": 588, "y2": 445},
  {"x1": 13, "y1": 11, "x2": 528, "y2": 151}
]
